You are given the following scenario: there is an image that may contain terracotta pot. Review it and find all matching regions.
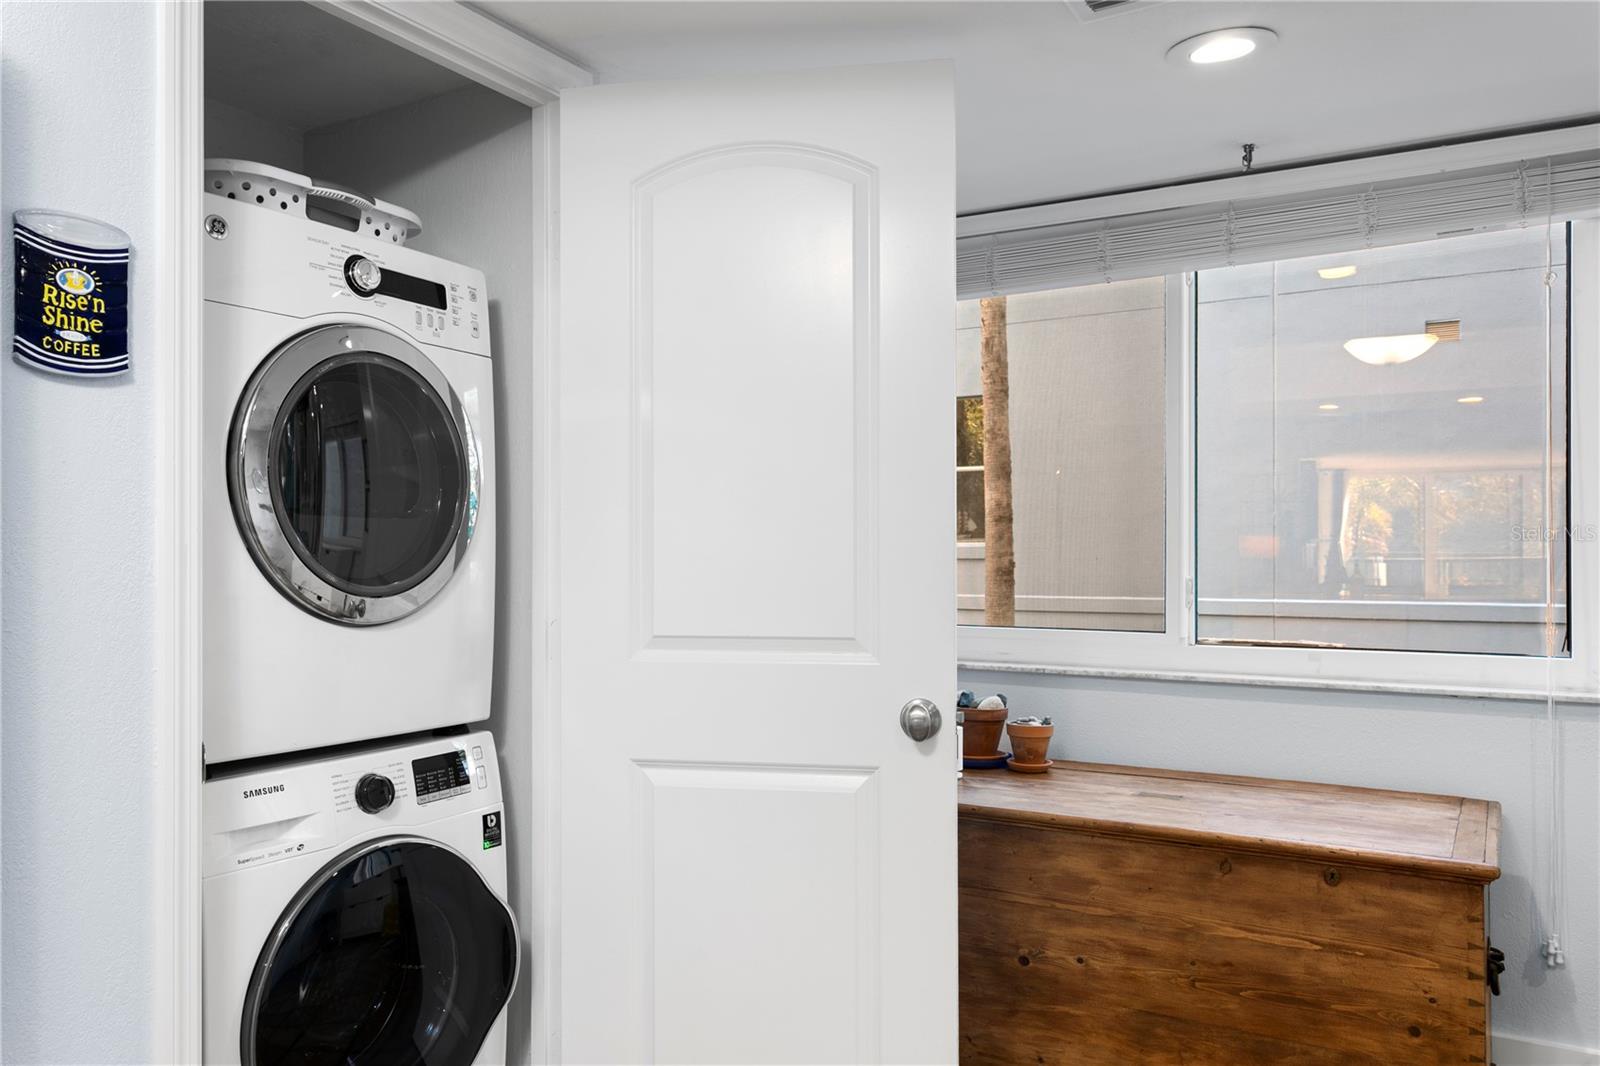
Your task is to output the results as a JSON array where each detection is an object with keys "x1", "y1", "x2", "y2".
[
  {"x1": 1006, "y1": 722, "x2": 1054, "y2": 771},
  {"x1": 961, "y1": 705, "x2": 1008, "y2": 759}
]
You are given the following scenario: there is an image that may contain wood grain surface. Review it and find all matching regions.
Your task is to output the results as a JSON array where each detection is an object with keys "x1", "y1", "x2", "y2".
[
  {"x1": 959, "y1": 764, "x2": 1500, "y2": 1065},
  {"x1": 959, "y1": 762, "x2": 1500, "y2": 882}
]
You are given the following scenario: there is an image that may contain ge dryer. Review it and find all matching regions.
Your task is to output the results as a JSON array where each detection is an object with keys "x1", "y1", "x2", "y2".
[{"x1": 202, "y1": 166, "x2": 495, "y2": 764}]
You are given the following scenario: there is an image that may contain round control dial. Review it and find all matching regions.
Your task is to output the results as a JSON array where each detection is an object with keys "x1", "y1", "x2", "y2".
[
  {"x1": 344, "y1": 255, "x2": 382, "y2": 296},
  {"x1": 355, "y1": 773, "x2": 395, "y2": 814}
]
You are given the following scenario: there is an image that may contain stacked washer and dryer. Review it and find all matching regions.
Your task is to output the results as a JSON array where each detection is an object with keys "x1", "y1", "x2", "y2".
[{"x1": 199, "y1": 161, "x2": 517, "y2": 1066}]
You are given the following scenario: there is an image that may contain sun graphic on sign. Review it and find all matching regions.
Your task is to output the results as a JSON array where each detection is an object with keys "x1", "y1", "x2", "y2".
[{"x1": 51, "y1": 261, "x2": 99, "y2": 296}]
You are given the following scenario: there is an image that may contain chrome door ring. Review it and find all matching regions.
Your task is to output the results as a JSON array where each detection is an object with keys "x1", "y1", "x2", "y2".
[{"x1": 228, "y1": 323, "x2": 480, "y2": 625}]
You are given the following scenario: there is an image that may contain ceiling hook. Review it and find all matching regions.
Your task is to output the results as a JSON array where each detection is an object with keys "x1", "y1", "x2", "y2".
[{"x1": 1241, "y1": 143, "x2": 1257, "y2": 173}]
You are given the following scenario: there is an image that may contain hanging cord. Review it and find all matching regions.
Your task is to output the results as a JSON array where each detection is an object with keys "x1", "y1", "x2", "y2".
[{"x1": 1540, "y1": 157, "x2": 1566, "y2": 968}]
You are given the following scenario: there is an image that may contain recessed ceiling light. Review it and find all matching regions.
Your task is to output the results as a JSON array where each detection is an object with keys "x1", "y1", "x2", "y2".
[
  {"x1": 1318, "y1": 265, "x2": 1358, "y2": 280},
  {"x1": 1318, "y1": 403, "x2": 1340, "y2": 411},
  {"x1": 1343, "y1": 333, "x2": 1439, "y2": 366},
  {"x1": 1458, "y1": 395, "x2": 1485, "y2": 404},
  {"x1": 1166, "y1": 27, "x2": 1278, "y2": 66}
]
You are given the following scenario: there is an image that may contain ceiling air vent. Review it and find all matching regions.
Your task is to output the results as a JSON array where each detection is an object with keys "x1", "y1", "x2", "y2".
[{"x1": 1068, "y1": 0, "x2": 1167, "y2": 23}]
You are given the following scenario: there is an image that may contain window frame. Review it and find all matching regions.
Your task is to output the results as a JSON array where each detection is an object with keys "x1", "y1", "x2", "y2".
[{"x1": 957, "y1": 221, "x2": 1600, "y2": 702}]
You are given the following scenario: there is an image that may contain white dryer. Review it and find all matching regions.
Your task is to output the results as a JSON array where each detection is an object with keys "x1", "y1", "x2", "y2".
[
  {"x1": 202, "y1": 188, "x2": 495, "y2": 763},
  {"x1": 203, "y1": 731, "x2": 516, "y2": 1066}
]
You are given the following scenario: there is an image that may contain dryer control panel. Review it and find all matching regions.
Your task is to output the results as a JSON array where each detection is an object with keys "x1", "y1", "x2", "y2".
[{"x1": 201, "y1": 192, "x2": 490, "y2": 359}]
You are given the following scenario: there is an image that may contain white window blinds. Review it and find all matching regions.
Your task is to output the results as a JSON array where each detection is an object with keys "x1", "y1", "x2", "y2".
[{"x1": 957, "y1": 148, "x2": 1600, "y2": 298}]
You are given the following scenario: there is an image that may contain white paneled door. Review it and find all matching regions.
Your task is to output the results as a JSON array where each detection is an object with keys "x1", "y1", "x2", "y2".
[{"x1": 559, "y1": 62, "x2": 956, "y2": 1064}]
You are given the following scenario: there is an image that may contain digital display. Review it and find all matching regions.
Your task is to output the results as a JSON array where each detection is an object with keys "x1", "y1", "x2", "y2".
[
  {"x1": 376, "y1": 268, "x2": 448, "y2": 310},
  {"x1": 412, "y1": 750, "x2": 471, "y2": 803}
]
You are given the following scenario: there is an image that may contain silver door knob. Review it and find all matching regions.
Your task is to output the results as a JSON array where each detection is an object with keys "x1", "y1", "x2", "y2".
[{"x1": 899, "y1": 698, "x2": 942, "y2": 742}]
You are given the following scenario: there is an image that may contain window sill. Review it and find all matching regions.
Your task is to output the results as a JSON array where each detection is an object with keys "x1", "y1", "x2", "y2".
[{"x1": 956, "y1": 658, "x2": 1600, "y2": 705}]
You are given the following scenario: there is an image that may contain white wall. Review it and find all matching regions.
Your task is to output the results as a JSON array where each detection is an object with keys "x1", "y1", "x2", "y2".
[
  {"x1": 204, "y1": 98, "x2": 304, "y2": 173},
  {"x1": 960, "y1": 667, "x2": 1600, "y2": 1056},
  {"x1": 304, "y1": 84, "x2": 542, "y2": 1063},
  {"x1": 1, "y1": 3, "x2": 163, "y2": 1063}
]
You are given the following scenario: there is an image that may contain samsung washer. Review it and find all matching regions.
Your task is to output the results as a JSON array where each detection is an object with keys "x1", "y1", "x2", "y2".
[
  {"x1": 201, "y1": 189, "x2": 496, "y2": 763},
  {"x1": 203, "y1": 731, "x2": 517, "y2": 1066}
]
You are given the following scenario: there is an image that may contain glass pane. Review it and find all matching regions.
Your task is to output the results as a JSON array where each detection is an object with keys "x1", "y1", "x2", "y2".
[
  {"x1": 251, "y1": 841, "x2": 516, "y2": 1066},
  {"x1": 956, "y1": 395, "x2": 984, "y2": 468},
  {"x1": 955, "y1": 278, "x2": 1166, "y2": 631},
  {"x1": 276, "y1": 354, "x2": 464, "y2": 596},
  {"x1": 956, "y1": 468, "x2": 986, "y2": 542},
  {"x1": 1195, "y1": 224, "x2": 1570, "y2": 656}
]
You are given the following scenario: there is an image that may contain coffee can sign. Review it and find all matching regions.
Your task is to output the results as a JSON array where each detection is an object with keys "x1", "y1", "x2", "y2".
[{"x1": 13, "y1": 210, "x2": 131, "y2": 376}]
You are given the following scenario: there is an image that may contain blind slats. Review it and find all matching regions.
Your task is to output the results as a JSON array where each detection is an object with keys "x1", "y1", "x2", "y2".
[{"x1": 957, "y1": 152, "x2": 1600, "y2": 298}]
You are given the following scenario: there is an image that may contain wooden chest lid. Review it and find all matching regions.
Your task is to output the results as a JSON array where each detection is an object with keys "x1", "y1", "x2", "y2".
[{"x1": 959, "y1": 762, "x2": 1500, "y2": 884}]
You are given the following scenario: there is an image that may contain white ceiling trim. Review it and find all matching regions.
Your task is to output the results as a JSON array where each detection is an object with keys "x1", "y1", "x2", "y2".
[{"x1": 320, "y1": 0, "x2": 593, "y2": 107}]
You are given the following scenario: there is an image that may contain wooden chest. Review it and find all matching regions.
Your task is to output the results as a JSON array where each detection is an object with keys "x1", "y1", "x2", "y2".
[{"x1": 958, "y1": 763, "x2": 1501, "y2": 1065}]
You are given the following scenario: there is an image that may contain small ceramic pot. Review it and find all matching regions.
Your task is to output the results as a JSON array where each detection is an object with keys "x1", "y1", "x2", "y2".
[
  {"x1": 1006, "y1": 721, "x2": 1054, "y2": 772},
  {"x1": 961, "y1": 705, "x2": 1008, "y2": 759}
]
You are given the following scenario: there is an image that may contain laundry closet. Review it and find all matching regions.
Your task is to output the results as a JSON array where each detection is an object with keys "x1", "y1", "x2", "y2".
[{"x1": 197, "y1": 4, "x2": 555, "y2": 1062}]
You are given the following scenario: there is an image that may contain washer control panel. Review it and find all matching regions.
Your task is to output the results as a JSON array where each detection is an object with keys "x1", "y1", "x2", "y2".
[
  {"x1": 202, "y1": 731, "x2": 502, "y2": 878},
  {"x1": 413, "y1": 748, "x2": 473, "y2": 805}
]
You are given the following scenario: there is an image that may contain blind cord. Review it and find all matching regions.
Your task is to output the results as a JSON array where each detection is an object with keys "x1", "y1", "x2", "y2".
[{"x1": 1540, "y1": 158, "x2": 1566, "y2": 968}]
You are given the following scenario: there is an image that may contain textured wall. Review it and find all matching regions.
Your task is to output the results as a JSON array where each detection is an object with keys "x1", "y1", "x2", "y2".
[
  {"x1": 961, "y1": 668, "x2": 1600, "y2": 1055},
  {"x1": 1, "y1": 3, "x2": 162, "y2": 1063}
]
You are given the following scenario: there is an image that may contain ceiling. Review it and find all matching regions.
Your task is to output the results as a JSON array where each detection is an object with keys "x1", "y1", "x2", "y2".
[{"x1": 475, "y1": 0, "x2": 1600, "y2": 215}]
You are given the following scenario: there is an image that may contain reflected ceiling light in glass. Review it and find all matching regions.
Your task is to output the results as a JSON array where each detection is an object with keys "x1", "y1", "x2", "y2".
[
  {"x1": 1457, "y1": 395, "x2": 1486, "y2": 404},
  {"x1": 1317, "y1": 403, "x2": 1340, "y2": 411},
  {"x1": 1318, "y1": 265, "x2": 1358, "y2": 280},
  {"x1": 1343, "y1": 333, "x2": 1439, "y2": 366}
]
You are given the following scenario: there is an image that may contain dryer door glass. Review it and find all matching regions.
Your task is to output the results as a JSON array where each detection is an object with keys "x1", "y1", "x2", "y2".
[
  {"x1": 246, "y1": 840, "x2": 516, "y2": 1066},
  {"x1": 273, "y1": 353, "x2": 467, "y2": 598}
]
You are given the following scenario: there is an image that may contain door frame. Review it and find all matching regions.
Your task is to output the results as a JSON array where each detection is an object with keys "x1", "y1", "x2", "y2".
[{"x1": 151, "y1": 3, "x2": 588, "y2": 1061}]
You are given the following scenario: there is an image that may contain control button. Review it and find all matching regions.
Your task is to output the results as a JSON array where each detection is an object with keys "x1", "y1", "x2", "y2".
[
  {"x1": 355, "y1": 773, "x2": 395, "y2": 814},
  {"x1": 344, "y1": 255, "x2": 382, "y2": 296},
  {"x1": 415, "y1": 309, "x2": 422, "y2": 325},
  {"x1": 476, "y1": 766, "x2": 487, "y2": 789},
  {"x1": 471, "y1": 745, "x2": 483, "y2": 761},
  {"x1": 427, "y1": 312, "x2": 434, "y2": 329}
]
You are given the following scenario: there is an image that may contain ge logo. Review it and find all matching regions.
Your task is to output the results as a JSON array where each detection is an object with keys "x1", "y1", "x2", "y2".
[{"x1": 486, "y1": 813, "x2": 498, "y2": 828}]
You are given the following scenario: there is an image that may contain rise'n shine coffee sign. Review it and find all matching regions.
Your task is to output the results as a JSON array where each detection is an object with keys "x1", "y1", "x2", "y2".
[{"x1": 13, "y1": 209, "x2": 131, "y2": 376}]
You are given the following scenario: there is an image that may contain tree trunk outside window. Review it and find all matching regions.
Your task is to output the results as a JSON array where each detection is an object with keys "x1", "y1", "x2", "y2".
[{"x1": 980, "y1": 296, "x2": 1015, "y2": 626}]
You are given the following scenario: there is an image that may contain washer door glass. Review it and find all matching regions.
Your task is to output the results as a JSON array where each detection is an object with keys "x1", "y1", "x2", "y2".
[
  {"x1": 245, "y1": 840, "x2": 517, "y2": 1066},
  {"x1": 274, "y1": 353, "x2": 465, "y2": 598}
]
